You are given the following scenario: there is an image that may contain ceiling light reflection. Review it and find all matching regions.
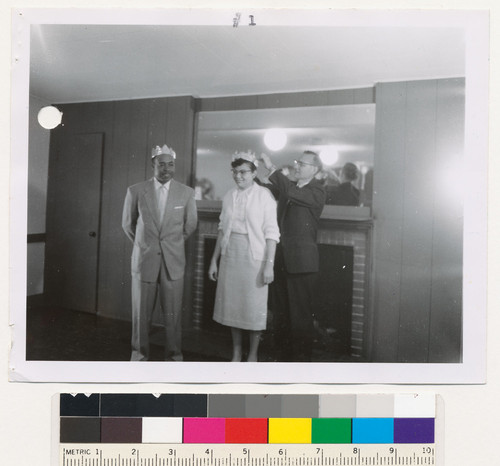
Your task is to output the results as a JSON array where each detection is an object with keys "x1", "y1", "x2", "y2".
[
  {"x1": 264, "y1": 128, "x2": 287, "y2": 151},
  {"x1": 319, "y1": 147, "x2": 339, "y2": 166}
]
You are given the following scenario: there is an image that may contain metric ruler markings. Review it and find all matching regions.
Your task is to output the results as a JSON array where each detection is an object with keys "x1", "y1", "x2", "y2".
[{"x1": 60, "y1": 445, "x2": 435, "y2": 466}]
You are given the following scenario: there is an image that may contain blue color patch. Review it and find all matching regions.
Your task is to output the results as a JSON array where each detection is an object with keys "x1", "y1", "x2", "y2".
[{"x1": 352, "y1": 418, "x2": 394, "y2": 443}]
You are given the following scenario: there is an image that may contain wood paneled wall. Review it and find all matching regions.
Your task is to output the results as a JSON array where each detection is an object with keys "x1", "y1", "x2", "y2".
[
  {"x1": 45, "y1": 96, "x2": 196, "y2": 322},
  {"x1": 371, "y1": 78, "x2": 464, "y2": 363},
  {"x1": 28, "y1": 95, "x2": 51, "y2": 296}
]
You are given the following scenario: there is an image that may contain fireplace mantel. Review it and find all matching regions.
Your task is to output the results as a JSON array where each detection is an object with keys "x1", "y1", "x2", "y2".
[{"x1": 197, "y1": 201, "x2": 372, "y2": 223}]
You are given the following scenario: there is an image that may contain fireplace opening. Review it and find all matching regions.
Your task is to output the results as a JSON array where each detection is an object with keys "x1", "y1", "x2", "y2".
[{"x1": 313, "y1": 244, "x2": 353, "y2": 356}]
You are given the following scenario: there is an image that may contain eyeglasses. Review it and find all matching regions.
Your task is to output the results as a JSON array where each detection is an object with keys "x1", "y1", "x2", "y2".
[
  {"x1": 231, "y1": 169, "x2": 253, "y2": 176},
  {"x1": 294, "y1": 160, "x2": 316, "y2": 168}
]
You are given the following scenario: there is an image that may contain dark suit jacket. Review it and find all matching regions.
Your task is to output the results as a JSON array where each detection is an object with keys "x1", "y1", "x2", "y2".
[
  {"x1": 269, "y1": 170, "x2": 326, "y2": 274},
  {"x1": 326, "y1": 181, "x2": 360, "y2": 206},
  {"x1": 122, "y1": 178, "x2": 198, "y2": 282}
]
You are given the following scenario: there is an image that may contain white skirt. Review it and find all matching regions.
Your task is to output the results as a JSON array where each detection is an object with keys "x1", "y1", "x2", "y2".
[{"x1": 213, "y1": 233, "x2": 268, "y2": 331}]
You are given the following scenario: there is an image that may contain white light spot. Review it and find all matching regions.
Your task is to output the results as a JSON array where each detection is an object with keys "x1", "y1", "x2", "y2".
[
  {"x1": 319, "y1": 147, "x2": 339, "y2": 166},
  {"x1": 37, "y1": 106, "x2": 63, "y2": 129},
  {"x1": 264, "y1": 128, "x2": 287, "y2": 151}
]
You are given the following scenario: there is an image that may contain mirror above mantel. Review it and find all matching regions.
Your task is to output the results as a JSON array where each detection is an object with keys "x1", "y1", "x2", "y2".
[{"x1": 194, "y1": 104, "x2": 375, "y2": 218}]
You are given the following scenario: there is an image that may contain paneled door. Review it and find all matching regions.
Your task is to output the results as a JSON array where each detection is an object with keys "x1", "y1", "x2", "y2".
[{"x1": 44, "y1": 132, "x2": 104, "y2": 313}]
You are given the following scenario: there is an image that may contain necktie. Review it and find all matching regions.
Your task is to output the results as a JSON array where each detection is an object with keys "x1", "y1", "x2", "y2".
[{"x1": 158, "y1": 185, "x2": 168, "y2": 223}]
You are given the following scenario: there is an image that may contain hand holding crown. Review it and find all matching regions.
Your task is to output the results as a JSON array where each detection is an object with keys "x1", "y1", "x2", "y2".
[{"x1": 259, "y1": 152, "x2": 275, "y2": 171}]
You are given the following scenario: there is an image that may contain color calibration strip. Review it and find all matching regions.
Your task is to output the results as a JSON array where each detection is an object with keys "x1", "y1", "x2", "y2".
[{"x1": 59, "y1": 393, "x2": 435, "y2": 445}]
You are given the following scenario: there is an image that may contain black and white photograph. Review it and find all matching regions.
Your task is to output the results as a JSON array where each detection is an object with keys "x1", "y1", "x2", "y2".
[{"x1": 10, "y1": 8, "x2": 488, "y2": 382}]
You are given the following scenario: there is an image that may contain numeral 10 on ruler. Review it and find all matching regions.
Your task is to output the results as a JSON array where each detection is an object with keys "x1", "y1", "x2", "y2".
[{"x1": 60, "y1": 444, "x2": 435, "y2": 465}]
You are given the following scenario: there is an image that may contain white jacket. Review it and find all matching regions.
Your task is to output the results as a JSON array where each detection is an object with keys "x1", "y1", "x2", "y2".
[{"x1": 219, "y1": 183, "x2": 280, "y2": 260}]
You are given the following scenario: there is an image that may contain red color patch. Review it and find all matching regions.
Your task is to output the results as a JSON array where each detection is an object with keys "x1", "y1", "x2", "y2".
[{"x1": 225, "y1": 418, "x2": 268, "y2": 444}]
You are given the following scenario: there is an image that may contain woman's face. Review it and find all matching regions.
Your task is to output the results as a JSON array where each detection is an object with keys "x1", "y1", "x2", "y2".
[{"x1": 231, "y1": 162, "x2": 256, "y2": 190}]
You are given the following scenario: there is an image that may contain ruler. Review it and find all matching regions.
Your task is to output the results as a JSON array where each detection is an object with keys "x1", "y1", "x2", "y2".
[{"x1": 60, "y1": 443, "x2": 436, "y2": 466}]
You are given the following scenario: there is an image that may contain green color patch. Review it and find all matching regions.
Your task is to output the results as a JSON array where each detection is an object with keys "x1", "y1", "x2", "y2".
[{"x1": 311, "y1": 418, "x2": 352, "y2": 444}]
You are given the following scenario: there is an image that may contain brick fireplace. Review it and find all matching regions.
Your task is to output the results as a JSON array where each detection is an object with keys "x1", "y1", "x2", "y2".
[
  {"x1": 191, "y1": 211, "x2": 372, "y2": 360},
  {"x1": 316, "y1": 222, "x2": 371, "y2": 359}
]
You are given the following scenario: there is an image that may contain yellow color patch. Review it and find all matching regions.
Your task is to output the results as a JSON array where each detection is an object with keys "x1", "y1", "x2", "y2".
[{"x1": 268, "y1": 418, "x2": 312, "y2": 444}]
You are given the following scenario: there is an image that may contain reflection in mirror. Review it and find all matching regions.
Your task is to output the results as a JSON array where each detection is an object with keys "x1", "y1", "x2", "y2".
[{"x1": 195, "y1": 104, "x2": 375, "y2": 207}]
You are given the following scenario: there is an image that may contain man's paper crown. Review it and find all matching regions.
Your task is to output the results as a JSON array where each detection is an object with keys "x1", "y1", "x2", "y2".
[
  {"x1": 151, "y1": 144, "x2": 176, "y2": 159},
  {"x1": 231, "y1": 150, "x2": 258, "y2": 167}
]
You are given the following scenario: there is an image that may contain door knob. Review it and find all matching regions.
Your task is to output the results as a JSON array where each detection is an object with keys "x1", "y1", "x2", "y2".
[{"x1": 89, "y1": 231, "x2": 97, "y2": 238}]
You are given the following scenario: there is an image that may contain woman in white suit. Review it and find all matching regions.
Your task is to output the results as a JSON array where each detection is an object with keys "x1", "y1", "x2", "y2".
[{"x1": 208, "y1": 151, "x2": 279, "y2": 362}]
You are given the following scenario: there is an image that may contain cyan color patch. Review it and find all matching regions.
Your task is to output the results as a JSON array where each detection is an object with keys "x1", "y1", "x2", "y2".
[{"x1": 352, "y1": 418, "x2": 394, "y2": 443}]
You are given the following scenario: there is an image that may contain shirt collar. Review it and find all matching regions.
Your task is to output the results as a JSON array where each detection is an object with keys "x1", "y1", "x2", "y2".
[
  {"x1": 233, "y1": 181, "x2": 256, "y2": 198},
  {"x1": 154, "y1": 178, "x2": 171, "y2": 190}
]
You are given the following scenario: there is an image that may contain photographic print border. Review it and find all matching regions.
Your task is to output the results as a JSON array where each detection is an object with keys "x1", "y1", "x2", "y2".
[{"x1": 9, "y1": 7, "x2": 488, "y2": 383}]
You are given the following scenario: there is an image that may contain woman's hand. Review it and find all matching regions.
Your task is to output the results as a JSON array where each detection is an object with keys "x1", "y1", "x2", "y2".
[
  {"x1": 208, "y1": 261, "x2": 218, "y2": 281},
  {"x1": 262, "y1": 261, "x2": 274, "y2": 285}
]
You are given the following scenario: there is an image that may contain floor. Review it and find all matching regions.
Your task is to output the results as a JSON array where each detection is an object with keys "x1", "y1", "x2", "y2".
[{"x1": 26, "y1": 296, "x2": 359, "y2": 362}]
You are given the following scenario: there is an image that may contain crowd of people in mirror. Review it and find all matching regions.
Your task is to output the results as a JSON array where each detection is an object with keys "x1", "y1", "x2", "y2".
[
  {"x1": 196, "y1": 159, "x2": 364, "y2": 207},
  {"x1": 122, "y1": 143, "x2": 363, "y2": 363}
]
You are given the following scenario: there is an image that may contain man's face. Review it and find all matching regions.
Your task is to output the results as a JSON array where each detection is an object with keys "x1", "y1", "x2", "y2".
[
  {"x1": 153, "y1": 153, "x2": 175, "y2": 184},
  {"x1": 294, "y1": 153, "x2": 318, "y2": 181}
]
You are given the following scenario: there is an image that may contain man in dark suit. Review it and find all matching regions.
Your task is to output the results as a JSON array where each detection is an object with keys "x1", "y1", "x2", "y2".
[
  {"x1": 326, "y1": 162, "x2": 361, "y2": 206},
  {"x1": 260, "y1": 150, "x2": 326, "y2": 361},
  {"x1": 122, "y1": 144, "x2": 198, "y2": 361}
]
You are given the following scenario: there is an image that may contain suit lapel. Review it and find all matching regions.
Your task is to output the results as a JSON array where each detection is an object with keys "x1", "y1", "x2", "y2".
[
  {"x1": 144, "y1": 179, "x2": 161, "y2": 232},
  {"x1": 279, "y1": 182, "x2": 297, "y2": 227}
]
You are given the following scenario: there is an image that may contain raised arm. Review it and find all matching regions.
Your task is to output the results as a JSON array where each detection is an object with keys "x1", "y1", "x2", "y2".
[{"x1": 269, "y1": 170, "x2": 326, "y2": 210}]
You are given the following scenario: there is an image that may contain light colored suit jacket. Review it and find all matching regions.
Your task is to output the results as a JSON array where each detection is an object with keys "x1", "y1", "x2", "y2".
[{"x1": 122, "y1": 178, "x2": 198, "y2": 281}]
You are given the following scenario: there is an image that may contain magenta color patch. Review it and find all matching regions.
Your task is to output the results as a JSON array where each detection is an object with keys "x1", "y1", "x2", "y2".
[{"x1": 183, "y1": 418, "x2": 226, "y2": 443}]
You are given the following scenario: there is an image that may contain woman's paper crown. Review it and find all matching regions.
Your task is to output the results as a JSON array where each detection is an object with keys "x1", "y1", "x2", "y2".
[
  {"x1": 231, "y1": 150, "x2": 258, "y2": 167},
  {"x1": 151, "y1": 144, "x2": 176, "y2": 159}
]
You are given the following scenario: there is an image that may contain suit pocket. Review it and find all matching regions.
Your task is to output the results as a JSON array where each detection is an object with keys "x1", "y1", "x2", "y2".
[{"x1": 170, "y1": 208, "x2": 184, "y2": 225}]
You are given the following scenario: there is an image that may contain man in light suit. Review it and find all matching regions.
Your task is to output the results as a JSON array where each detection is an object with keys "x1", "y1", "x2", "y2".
[
  {"x1": 261, "y1": 150, "x2": 326, "y2": 361},
  {"x1": 122, "y1": 144, "x2": 198, "y2": 361}
]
